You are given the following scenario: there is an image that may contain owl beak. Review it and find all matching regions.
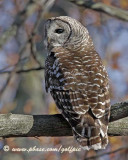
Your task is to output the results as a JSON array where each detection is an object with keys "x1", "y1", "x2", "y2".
[{"x1": 44, "y1": 37, "x2": 50, "y2": 48}]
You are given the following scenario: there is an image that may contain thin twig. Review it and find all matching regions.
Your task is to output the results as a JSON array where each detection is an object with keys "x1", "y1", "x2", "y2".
[
  {"x1": 29, "y1": 0, "x2": 55, "y2": 66},
  {"x1": 0, "y1": 42, "x2": 29, "y2": 97},
  {"x1": 29, "y1": 36, "x2": 42, "y2": 66},
  {"x1": 29, "y1": 8, "x2": 43, "y2": 66},
  {"x1": 86, "y1": 146, "x2": 128, "y2": 160},
  {"x1": 0, "y1": 66, "x2": 45, "y2": 74}
]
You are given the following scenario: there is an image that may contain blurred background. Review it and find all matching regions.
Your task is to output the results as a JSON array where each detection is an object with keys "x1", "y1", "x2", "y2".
[{"x1": 0, "y1": 0, "x2": 128, "y2": 159}]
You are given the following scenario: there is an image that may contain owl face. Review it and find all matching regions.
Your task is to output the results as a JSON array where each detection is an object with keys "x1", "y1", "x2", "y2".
[
  {"x1": 44, "y1": 16, "x2": 92, "y2": 52},
  {"x1": 44, "y1": 18, "x2": 71, "y2": 49}
]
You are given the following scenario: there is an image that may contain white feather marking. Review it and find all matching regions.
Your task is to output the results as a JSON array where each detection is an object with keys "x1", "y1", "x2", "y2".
[
  {"x1": 97, "y1": 119, "x2": 102, "y2": 125},
  {"x1": 71, "y1": 99, "x2": 77, "y2": 102},
  {"x1": 100, "y1": 128, "x2": 105, "y2": 137},
  {"x1": 77, "y1": 98, "x2": 82, "y2": 100},
  {"x1": 86, "y1": 65, "x2": 92, "y2": 67},
  {"x1": 69, "y1": 82, "x2": 76, "y2": 85},
  {"x1": 89, "y1": 84, "x2": 100, "y2": 87},
  {"x1": 79, "y1": 104, "x2": 84, "y2": 107},
  {"x1": 95, "y1": 114, "x2": 103, "y2": 118},
  {"x1": 78, "y1": 83, "x2": 86, "y2": 85},
  {"x1": 65, "y1": 118, "x2": 69, "y2": 121},
  {"x1": 88, "y1": 90, "x2": 97, "y2": 93},
  {"x1": 83, "y1": 60, "x2": 92, "y2": 63},
  {"x1": 97, "y1": 109, "x2": 105, "y2": 113},
  {"x1": 94, "y1": 78, "x2": 100, "y2": 81},
  {"x1": 74, "y1": 111, "x2": 86, "y2": 114},
  {"x1": 64, "y1": 72, "x2": 70, "y2": 75},
  {"x1": 83, "y1": 56, "x2": 91, "y2": 58},
  {"x1": 53, "y1": 64, "x2": 56, "y2": 69},
  {"x1": 80, "y1": 145, "x2": 90, "y2": 151},
  {"x1": 74, "y1": 60, "x2": 81, "y2": 63},
  {"x1": 66, "y1": 76, "x2": 75, "y2": 79},
  {"x1": 106, "y1": 99, "x2": 110, "y2": 103},
  {"x1": 101, "y1": 80, "x2": 103, "y2": 83},
  {"x1": 90, "y1": 136, "x2": 99, "y2": 140},
  {"x1": 54, "y1": 70, "x2": 57, "y2": 74},
  {"x1": 75, "y1": 73, "x2": 83, "y2": 76},
  {"x1": 73, "y1": 106, "x2": 80, "y2": 109},
  {"x1": 59, "y1": 78, "x2": 65, "y2": 82},
  {"x1": 98, "y1": 102, "x2": 106, "y2": 105},
  {"x1": 81, "y1": 127, "x2": 85, "y2": 137},
  {"x1": 96, "y1": 73, "x2": 103, "y2": 76},
  {"x1": 76, "y1": 65, "x2": 82, "y2": 67},
  {"x1": 56, "y1": 72, "x2": 61, "y2": 78},
  {"x1": 91, "y1": 143, "x2": 102, "y2": 150},
  {"x1": 55, "y1": 52, "x2": 62, "y2": 55},
  {"x1": 88, "y1": 71, "x2": 94, "y2": 73},
  {"x1": 63, "y1": 106, "x2": 67, "y2": 109},
  {"x1": 98, "y1": 94, "x2": 104, "y2": 97}
]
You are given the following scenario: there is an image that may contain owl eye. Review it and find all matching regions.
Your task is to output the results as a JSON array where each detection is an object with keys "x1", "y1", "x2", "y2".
[{"x1": 54, "y1": 29, "x2": 64, "y2": 34}]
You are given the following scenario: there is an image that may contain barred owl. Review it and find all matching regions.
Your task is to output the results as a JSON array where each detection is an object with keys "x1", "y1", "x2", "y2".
[{"x1": 44, "y1": 16, "x2": 110, "y2": 150}]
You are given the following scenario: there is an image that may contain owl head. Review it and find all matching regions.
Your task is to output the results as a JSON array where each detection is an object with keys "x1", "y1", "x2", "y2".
[{"x1": 44, "y1": 16, "x2": 92, "y2": 51}]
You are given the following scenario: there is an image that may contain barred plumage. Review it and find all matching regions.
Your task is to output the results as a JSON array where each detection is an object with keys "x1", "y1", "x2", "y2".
[{"x1": 44, "y1": 16, "x2": 110, "y2": 150}]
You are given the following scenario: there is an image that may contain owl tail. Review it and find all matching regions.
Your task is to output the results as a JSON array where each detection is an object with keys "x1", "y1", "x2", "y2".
[{"x1": 72, "y1": 114, "x2": 109, "y2": 150}]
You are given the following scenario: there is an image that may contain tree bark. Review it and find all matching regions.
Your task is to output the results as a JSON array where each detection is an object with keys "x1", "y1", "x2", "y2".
[{"x1": 0, "y1": 101, "x2": 128, "y2": 138}]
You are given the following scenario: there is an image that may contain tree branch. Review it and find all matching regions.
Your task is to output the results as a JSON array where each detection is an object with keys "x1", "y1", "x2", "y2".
[
  {"x1": 0, "y1": 0, "x2": 55, "y2": 97},
  {"x1": 0, "y1": 0, "x2": 33, "y2": 49},
  {"x1": 86, "y1": 145, "x2": 128, "y2": 160},
  {"x1": 68, "y1": 0, "x2": 128, "y2": 21},
  {"x1": 0, "y1": 66, "x2": 45, "y2": 74},
  {"x1": 0, "y1": 101, "x2": 128, "y2": 138}
]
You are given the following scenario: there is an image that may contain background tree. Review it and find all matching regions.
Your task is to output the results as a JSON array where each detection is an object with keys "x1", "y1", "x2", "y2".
[{"x1": 0, "y1": 0, "x2": 128, "y2": 160}]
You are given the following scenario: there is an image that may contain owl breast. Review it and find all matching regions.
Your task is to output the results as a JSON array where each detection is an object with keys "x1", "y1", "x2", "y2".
[{"x1": 45, "y1": 47, "x2": 91, "y2": 92}]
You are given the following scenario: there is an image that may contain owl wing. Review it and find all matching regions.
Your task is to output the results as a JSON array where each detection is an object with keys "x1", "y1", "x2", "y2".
[
  {"x1": 45, "y1": 48, "x2": 90, "y2": 114},
  {"x1": 45, "y1": 47, "x2": 110, "y2": 150}
]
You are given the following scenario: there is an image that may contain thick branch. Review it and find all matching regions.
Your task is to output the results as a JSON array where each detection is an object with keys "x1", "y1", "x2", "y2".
[
  {"x1": 68, "y1": 0, "x2": 128, "y2": 21},
  {"x1": 0, "y1": 101, "x2": 128, "y2": 138}
]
